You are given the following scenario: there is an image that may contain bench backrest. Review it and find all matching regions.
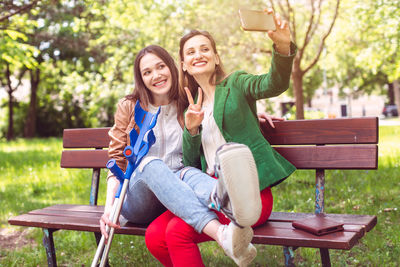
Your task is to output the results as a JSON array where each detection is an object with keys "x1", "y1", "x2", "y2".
[
  {"x1": 61, "y1": 117, "x2": 378, "y2": 170},
  {"x1": 61, "y1": 117, "x2": 378, "y2": 210},
  {"x1": 261, "y1": 117, "x2": 378, "y2": 169}
]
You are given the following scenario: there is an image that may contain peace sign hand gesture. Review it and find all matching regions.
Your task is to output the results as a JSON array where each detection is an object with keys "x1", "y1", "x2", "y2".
[{"x1": 184, "y1": 87, "x2": 204, "y2": 136}]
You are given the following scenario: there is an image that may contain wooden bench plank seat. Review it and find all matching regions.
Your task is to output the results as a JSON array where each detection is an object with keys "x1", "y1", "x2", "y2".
[
  {"x1": 8, "y1": 118, "x2": 379, "y2": 266},
  {"x1": 9, "y1": 204, "x2": 375, "y2": 250}
]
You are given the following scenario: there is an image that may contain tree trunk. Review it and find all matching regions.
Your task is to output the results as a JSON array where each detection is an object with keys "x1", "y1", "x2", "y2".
[
  {"x1": 292, "y1": 61, "x2": 305, "y2": 120},
  {"x1": 5, "y1": 64, "x2": 15, "y2": 141},
  {"x1": 24, "y1": 68, "x2": 40, "y2": 138},
  {"x1": 387, "y1": 82, "x2": 394, "y2": 105},
  {"x1": 393, "y1": 79, "x2": 400, "y2": 113},
  {"x1": 7, "y1": 89, "x2": 14, "y2": 141}
]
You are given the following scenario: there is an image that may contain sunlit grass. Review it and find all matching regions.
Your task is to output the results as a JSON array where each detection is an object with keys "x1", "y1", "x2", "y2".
[{"x1": 1, "y1": 126, "x2": 399, "y2": 266}]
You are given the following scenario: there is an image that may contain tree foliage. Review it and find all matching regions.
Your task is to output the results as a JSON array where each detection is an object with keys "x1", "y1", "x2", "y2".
[
  {"x1": 324, "y1": 0, "x2": 400, "y2": 101},
  {"x1": 0, "y1": 1, "x2": 40, "y2": 139},
  {"x1": 0, "y1": 0, "x2": 398, "y2": 139}
]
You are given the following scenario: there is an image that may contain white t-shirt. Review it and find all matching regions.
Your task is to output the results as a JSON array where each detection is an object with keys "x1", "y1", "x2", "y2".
[{"x1": 201, "y1": 102, "x2": 226, "y2": 174}]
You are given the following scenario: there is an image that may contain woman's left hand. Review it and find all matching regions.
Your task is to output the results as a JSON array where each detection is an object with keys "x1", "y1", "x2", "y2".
[
  {"x1": 257, "y1": 112, "x2": 285, "y2": 128},
  {"x1": 265, "y1": 8, "x2": 291, "y2": 55}
]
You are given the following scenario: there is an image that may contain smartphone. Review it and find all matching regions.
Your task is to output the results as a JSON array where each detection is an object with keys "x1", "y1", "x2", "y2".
[{"x1": 238, "y1": 9, "x2": 276, "y2": 32}]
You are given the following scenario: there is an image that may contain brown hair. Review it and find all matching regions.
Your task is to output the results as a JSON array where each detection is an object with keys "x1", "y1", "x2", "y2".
[
  {"x1": 126, "y1": 45, "x2": 185, "y2": 126},
  {"x1": 178, "y1": 30, "x2": 226, "y2": 103}
]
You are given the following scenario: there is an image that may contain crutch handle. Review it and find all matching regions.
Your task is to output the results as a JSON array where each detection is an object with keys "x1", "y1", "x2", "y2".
[{"x1": 106, "y1": 159, "x2": 124, "y2": 182}]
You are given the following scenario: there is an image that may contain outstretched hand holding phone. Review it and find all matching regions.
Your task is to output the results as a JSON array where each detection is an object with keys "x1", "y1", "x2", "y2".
[
  {"x1": 239, "y1": 8, "x2": 291, "y2": 55},
  {"x1": 265, "y1": 8, "x2": 291, "y2": 55}
]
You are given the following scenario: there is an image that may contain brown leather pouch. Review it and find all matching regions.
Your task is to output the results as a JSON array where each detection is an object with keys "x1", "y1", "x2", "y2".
[{"x1": 292, "y1": 215, "x2": 344, "y2": 236}]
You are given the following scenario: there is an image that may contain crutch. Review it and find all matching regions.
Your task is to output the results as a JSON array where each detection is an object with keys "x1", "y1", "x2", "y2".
[{"x1": 91, "y1": 100, "x2": 160, "y2": 267}]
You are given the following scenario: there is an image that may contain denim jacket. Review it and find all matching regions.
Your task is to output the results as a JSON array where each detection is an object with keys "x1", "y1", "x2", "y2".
[{"x1": 107, "y1": 98, "x2": 183, "y2": 180}]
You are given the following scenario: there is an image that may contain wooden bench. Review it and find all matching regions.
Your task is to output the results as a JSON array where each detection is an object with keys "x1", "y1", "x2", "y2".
[{"x1": 8, "y1": 117, "x2": 378, "y2": 266}]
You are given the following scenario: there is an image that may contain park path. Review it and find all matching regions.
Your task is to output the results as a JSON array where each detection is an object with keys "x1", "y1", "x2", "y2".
[{"x1": 379, "y1": 119, "x2": 400, "y2": 126}]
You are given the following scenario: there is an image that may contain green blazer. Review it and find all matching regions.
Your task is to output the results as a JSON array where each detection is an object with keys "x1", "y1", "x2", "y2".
[{"x1": 183, "y1": 42, "x2": 297, "y2": 190}]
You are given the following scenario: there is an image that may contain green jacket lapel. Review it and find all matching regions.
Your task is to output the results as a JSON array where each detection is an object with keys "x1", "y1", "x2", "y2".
[{"x1": 213, "y1": 85, "x2": 231, "y2": 139}]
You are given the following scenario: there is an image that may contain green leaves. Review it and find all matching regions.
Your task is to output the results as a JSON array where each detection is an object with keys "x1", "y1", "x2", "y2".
[
  {"x1": 325, "y1": 0, "x2": 400, "y2": 94},
  {"x1": 4, "y1": 29, "x2": 27, "y2": 41},
  {"x1": 0, "y1": 29, "x2": 38, "y2": 69}
]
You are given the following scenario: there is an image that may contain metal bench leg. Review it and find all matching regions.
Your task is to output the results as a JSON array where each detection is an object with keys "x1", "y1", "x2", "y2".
[
  {"x1": 283, "y1": 246, "x2": 296, "y2": 267},
  {"x1": 43, "y1": 228, "x2": 57, "y2": 267},
  {"x1": 320, "y1": 248, "x2": 331, "y2": 267},
  {"x1": 90, "y1": 168, "x2": 101, "y2": 205}
]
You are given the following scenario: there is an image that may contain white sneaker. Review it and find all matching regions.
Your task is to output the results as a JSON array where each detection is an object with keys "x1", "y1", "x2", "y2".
[
  {"x1": 218, "y1": 223, "x2": 257, "y2": 266},
  {"x1": 218, "y1": 223, "x2": 253, "y2": 257},
  {"x1": 211, "y1": 143, "x2": 262, "y2": 227},
  {"x1": 232, "y1": 244, "x2": 257, "y2": 267}
]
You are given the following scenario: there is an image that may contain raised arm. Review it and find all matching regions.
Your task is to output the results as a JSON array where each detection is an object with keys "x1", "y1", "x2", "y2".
[{"x1": 233, "y1": 8, "x2": 297, "y2": 100}]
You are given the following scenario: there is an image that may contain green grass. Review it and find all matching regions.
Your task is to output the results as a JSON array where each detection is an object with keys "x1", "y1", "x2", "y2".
[{"x1": 0, "y1": 126, "x2": 399, "y2": 266}]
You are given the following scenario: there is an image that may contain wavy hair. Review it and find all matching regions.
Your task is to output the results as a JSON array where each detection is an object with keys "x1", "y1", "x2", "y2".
[
  {"x1": 126, "y1": 45, "x2": 184, "y2": 126},
  {"x1": 178, "y1": 30, "x2": 226, "y2": 104}
]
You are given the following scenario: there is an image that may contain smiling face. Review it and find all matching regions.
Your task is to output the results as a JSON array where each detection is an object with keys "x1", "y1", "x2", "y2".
[
  {"x1": 139, "y1": 53, "x2": 172, "y2": 105},
  {"x1": 182, "y1": 34, "x2": 220, "y2": 78}
]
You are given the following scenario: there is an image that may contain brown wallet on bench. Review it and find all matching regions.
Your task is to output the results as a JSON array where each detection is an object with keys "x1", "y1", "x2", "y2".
[{"x1": 292, "y1": 215, "x2": 344, "y2": 236}]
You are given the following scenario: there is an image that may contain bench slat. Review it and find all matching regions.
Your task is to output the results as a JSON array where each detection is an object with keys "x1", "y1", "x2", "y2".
[
  {"x1": 33, "y1": 207, "x2": 364, "y2": 238},
  {"x1": 61, "y1": 118, "x2": 378, "y2": 149},
  {"x1": 261, "y1": 117, "x2": 378, "y2": 145},
  {"x1": 8, "y1": 212, "x2": 360, "y2": 250},
  {"x1": 33, "y1": 205, "x2": 376, "y2": 233},
  {"x1": 63, "y1": 128, "x2": 110, "y2": 148},
  {"x1": 8, "y1": 214, "x2": 147, "y2": 236},
  {"x1": 43, "y1": 204, "x2": 105, "y2": 213},
  {"x1": 61, "y1": 150, "x2": 108, "y2": 168},
  {"x1": 276, "y1": 145, "x2": 378, "y2": 169},
  {"x1": 60, "y1": 145, "x2": 378, "y2": 169},
  {"x1": 34, "y1": 205, "x2": 377, "y2": 232},
  {"x1": 28, "y1": 209, "x2": 103, "y2": 219},
  {"x1": 8, "y1": 205, "x2": 373, "y2": 251},
  {"x1": 29, "y1": 209, "x2": 366, "y2": 237}
]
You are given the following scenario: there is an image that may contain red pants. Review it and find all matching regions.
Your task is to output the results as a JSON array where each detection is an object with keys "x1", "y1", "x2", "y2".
[{"x1": 145, "y1": 187, "x2": 273, "y2": 267}]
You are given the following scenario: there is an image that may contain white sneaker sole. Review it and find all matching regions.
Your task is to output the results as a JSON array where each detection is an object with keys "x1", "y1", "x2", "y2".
[
  {"x1": 235, "y1": 243, "x2": 257, "y2": 267},
  {"x1": 231, "y1": 224, "x2": 254, "y2": 257},
  {"x1": 216, "y1": 143, "x2": 262, "y2": 227}
]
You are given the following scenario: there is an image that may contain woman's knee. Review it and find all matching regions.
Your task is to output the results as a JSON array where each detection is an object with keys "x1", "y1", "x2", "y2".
[
  {"x1": 139, "y1": 157, "x2": 163, "y2": 172},
  {"x1": 165, "y1": 217, "x2": 197, "y2": 246},
  {"x1": 145, "y1": 211, "x2": 173, "y2": 254},
  {"x1": 145, "y1": 221, "x2": 165, "y2": 253}
]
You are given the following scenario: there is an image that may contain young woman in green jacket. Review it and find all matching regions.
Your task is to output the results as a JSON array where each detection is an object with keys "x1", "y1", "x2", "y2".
[{"x1": 146, "y1": 8, "x2": 297, "y2": 267}]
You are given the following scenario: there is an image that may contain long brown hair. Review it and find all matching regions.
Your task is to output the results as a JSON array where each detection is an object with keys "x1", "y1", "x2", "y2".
[
  {"x1": 126, "y1": 45, "x2": 185, "y2": 126},
  {"x1": 179, "y1": 30, "x2": 226, "y2": 102}
]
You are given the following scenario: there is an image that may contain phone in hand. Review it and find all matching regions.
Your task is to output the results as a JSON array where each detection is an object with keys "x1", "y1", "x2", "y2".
[{"x1": 238, "y1": 9, "x2": 276, "y2": 32}]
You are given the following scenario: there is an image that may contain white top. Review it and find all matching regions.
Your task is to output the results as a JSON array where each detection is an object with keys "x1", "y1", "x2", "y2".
[
  {"x1": 143, "y1": 102, "x2": 184, "y2": 172},
  {"x1": 201, "y1": 102, "x2": 226, "y2": 174}
]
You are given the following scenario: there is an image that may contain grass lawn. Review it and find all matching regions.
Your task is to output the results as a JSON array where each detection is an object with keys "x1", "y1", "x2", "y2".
[{"x1": 0, "y1": 126, "x2": 399, "y2": 266}]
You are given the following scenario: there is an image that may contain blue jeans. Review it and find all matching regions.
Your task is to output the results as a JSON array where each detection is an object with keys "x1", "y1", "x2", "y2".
[{"x1": 121, "y1": 159, "x2": 217, "y2": 233}]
